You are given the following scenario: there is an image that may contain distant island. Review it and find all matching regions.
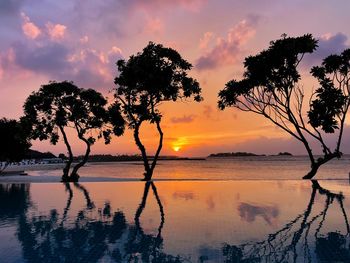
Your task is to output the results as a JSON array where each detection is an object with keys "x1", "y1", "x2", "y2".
[
  {"x1": 208, "y1": 152, "x2": 266, "y2": 157},
  {"x1": 209, "y1": 151, "x2": 293, "y2": 157},
  {"x1": 73, "y1": 154, "x2": 205, "y2": 162},
  {"x1": 276, "y1": 152, "x2": 293, "y2": 156}
]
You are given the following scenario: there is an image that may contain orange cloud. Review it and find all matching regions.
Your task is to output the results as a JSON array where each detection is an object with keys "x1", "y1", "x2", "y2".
[
  {"x1": 21, "y1": 13, "x2": 41, "y2": 39},
  {"x1": 46, "y1": 22, "x2": 67, "y2": 40}
]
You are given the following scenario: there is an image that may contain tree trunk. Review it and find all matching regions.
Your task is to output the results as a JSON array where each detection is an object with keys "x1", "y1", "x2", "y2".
[
  {"x1": 303, "y1": 153, "x2": 339, "y2": 179},
  {"x1": 133, "y1": 122, "x2": 151, "y2": 180},
  {"x1": 303, "y1": 163, "x2": 321, "y2": 179},
  {"x1": 59, "y1": 126, "x2": 74, "y2": 182},
  {"x1": 148, "y1": 120, "x2": 163, "y2": 180},
  {"x1": 69, "y1": 136, "x2": 91, "y2": 182}
]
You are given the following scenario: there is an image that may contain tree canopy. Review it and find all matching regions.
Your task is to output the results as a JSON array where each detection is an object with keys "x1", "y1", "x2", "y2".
[
  {"x1": 23, "y1": 81, "x2": 125, "y2": 182},
  {"x1": 0, "y1": 118, "x2": 31, "y2": 172},
  {"x1": 218, "y1": 34, "x2": 350, "y2": 179},
  {"x1": 114, "y1": 42, "x2": 202, "y2": 180}
]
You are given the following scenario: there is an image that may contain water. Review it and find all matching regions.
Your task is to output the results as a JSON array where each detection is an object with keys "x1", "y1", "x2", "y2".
[
  {"x1": 0, "y1": 180, "x2": 350, "y2": 262},
  {"x1": 29, "y1": 155, "x2": 350, "y2": 180}
]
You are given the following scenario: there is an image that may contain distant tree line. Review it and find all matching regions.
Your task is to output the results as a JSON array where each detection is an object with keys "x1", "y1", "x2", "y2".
[{"x1": 1, "y1": 34, "x2": 350, "y2": 181}]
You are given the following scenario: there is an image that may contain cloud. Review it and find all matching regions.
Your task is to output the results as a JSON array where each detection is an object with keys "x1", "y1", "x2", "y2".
[
  {"x1": 13, "y1": 42, "x2": 70, "y2": 74},
  {"x1": 303, "y1": 32, "x2": 349, "y2": 67},
  {"x1": 171, "y1": 114, "x2": 196, "y2": 123},
  {"x1": 195, "y1": 15, "x2": 260, "y2": 70},
  {"x1": 127, "y1": 0, "x2": 207, "y2": 12},
  {"x1": 238, "y1": 202, "x2": 279, "y2": 226},
  {"x1": 143, "y1": 17, "x2": 164, "y2": 35},
  {"x1": 21, "y1": 13, "x2": 41, "y2": 39},
  {"x1": 46, "y1": 22, "x2": 67, "y2": 40},
  {"x1": 0, "y1": 0, "x2": 24, "y2": 15},
  {"x1": 199, "y1": 31, "x2": 214, "y2": 50},
  {"x1": 80, "y1": 36, "x2": 89, "y2": 44},
  {"x1": 10, "y1": 39, "x2": 122, "y2": 89}
]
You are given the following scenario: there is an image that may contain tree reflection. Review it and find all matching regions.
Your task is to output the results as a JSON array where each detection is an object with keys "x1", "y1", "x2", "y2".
[
  {"x1": 14, "y1": 182, "x2": 185, "y2": 263},
  {"x1": 222, "y1": 180, "x2": 350, "y2": 263},
  {"x1": 126, "y1": 182, "x2": 183, "y2": 262},
  {"x1": 0, "y1": 184, "x2": 30, "y2": 221}
]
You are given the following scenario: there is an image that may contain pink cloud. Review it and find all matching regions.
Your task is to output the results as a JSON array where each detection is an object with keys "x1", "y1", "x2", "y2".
[
  {"x1": 196, "y1": 16, "x2": 260, "y2": 70},
  {"x1": 143, "y1": 17, "x2": 164, "y2": 35},
  {"x1": 79, "y1": 35, "x2": 89, "y2": 44},
  {"x1": 134, "y1": 0, "x2": 207, "y2": 12},
  {"x1": 199, "y1": 31, "x2": 214, "y2": 50},
  {"x1": 46, "y1": 22, "x2": 67, "y2": 40},
  {"x1": 21, "y1": 13, "x2": 41, "y2": 39}
]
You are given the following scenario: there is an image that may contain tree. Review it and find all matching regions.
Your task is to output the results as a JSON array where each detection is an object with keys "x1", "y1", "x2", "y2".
[
  {"x1": 0, "y1": 118, "x2": 31, "y2": 173},
  {"x1": 218, "y1": 34, "x2": 350, "y2": 179},
  {"x1": 114, "y1": 42, "x2": 202, "y2": 180},
  {"x1": 23, "y1": 81, "x2": 125, "y2": 182}
]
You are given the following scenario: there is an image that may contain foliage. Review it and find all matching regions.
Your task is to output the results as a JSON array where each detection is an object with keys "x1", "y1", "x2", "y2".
[
  {"x1": 114, "y1": 42, "x2": 202, "y2": 180},
  {"x1": 23, "y1": 81, "x2": 125, "y2": 181},
  {"x1": 0, "y1": 118, "x2": 31, "y2": 164},
  {"x1": 218, "y1": 34, "x2": 350, "y2": 179}
]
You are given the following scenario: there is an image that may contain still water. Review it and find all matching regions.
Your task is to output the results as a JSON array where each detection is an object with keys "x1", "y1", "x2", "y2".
[
  {"x1": 0, "y1": 180, "x2": 350, "y2": 262},
  {"x1": 30, "y1": 155, "x2": 350, "y2": 180}
]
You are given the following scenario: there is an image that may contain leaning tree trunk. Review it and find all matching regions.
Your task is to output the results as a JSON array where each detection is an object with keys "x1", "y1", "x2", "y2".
[
  {"x1": 69, "y1": 136, "x2": 91, "y2": 182},
  {"x1": 148, "y1": 120, "x2": 163, "y2": 181},
  {"x1": 59, "y1": 126, "x2": 74, "y2": 182},
  {"x1": 303, "y1": 153, "x2": 340, "y2": 179},
  {"x1": 133, "y1": 121, "x2": 151, "y2": 180}
]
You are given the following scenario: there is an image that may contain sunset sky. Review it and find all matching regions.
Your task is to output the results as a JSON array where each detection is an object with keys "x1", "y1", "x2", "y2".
[{"x1": 1, "y1": 0, "x2": 350, "y2": 157}]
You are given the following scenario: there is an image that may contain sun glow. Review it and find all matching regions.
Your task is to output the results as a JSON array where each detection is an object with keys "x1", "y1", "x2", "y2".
[{"x1": 173, "y1": 146, "x2": 181, "y2": 152}]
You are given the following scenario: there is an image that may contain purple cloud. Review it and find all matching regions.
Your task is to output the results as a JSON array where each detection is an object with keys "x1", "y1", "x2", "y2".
[
  {"x1": 303, "y1": 32, "x2": 349, "y2": 67},
  {"x1": 171, "y1": 114, "x2": 196, "y2": 123},
  {"x1": 0, "y1": 0, "x2": 24, "y2": 15},
  {"x1": 196, "y1": 15, "x2": 261, "y2": 71}
]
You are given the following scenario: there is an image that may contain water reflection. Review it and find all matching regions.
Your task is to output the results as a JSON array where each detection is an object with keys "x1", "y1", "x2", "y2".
[
  {"x1": 0, "y1": 180, "x2": 349, "y2": 262},
  {"x1": 220, "y1": 181, "x2": 350, "y2": 263},
  {"x1": 14, "y1": 182, "x2": 184, "y2": 262},
  {"x1": 0, "y1": 184, "x2": 30, "y2": 222}
]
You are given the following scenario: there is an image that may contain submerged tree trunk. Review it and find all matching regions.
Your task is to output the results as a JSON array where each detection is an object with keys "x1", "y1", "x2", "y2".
[
  {"x1": 69, "y1": 136, "x2": 91, "y2": 182},
  {"x1": 59, "y1": 126, "x2": 74, "y2": 182}
]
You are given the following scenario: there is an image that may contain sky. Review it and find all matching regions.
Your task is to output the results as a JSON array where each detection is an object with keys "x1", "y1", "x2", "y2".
[{"x1": 1, "y1": 0, "x2": 350, "y2": 157}]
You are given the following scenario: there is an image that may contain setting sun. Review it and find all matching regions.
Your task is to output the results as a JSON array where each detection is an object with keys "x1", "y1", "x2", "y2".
[{"x1": 173, "y1": 146, "x2": 181, "y2": 152}]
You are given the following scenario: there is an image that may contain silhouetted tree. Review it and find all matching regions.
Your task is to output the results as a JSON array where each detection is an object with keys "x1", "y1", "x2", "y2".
[
  {"x1": 218, "y1": 34, "x2": 350, "y2": 179},
  {"x1": 114, "y1": 42, "x2": 202, "y2": 180},
  {"x1": 23, "y1": 81, "x2": 125, "y2": 182},
  {"x1": 0, "y1": 118, "x2": 31, "y2": 173}
]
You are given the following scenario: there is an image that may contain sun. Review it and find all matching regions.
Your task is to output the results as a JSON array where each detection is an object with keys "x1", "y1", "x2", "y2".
[{"x1": 173, "y1": 146, "x2": 181, "y2": 152}]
